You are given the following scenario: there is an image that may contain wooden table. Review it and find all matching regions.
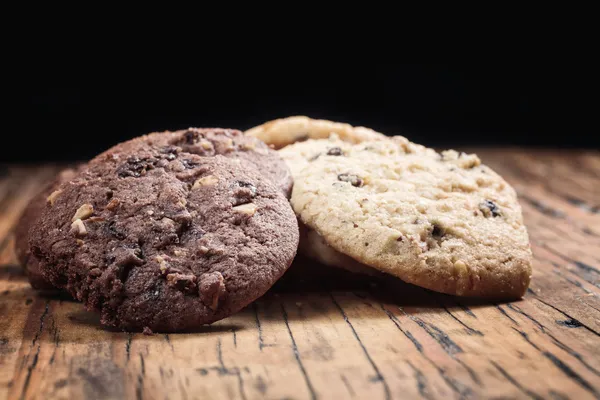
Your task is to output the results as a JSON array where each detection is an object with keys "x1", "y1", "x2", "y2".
[{"x1": 1, "y1": 149, "x2": 599, "y2": 400}]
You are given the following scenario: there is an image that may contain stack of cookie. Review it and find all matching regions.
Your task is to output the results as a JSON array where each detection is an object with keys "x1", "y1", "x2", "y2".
[{"x1": 15, "y1": 118, "x2": 533, "y2": 333}]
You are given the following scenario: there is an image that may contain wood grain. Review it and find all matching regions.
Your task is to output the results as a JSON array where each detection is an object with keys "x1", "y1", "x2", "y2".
[{"x1": 1, "y1": 149, "x2": 599, "y2": 400}]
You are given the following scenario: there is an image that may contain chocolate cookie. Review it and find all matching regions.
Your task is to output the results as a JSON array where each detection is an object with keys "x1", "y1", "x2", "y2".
[
  {"x1": 14, "y1": 167, "x2": 79, "y2": 290},
  {"x1": 115, "y1": 128, "x2": 293, "y2": 198},
  {"x1": 30, "y1": 138, "x2": 299, "y2": 332}
]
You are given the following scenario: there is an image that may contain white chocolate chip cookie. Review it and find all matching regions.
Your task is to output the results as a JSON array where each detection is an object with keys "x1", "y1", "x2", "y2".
[{"x1": 290, "y1": 138, "x2": 533, "y2": 298}]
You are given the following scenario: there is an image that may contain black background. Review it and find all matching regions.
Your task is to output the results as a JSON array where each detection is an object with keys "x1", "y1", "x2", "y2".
[{"x1": 5, "y1": 64, "x2": 597, "y2": 163}]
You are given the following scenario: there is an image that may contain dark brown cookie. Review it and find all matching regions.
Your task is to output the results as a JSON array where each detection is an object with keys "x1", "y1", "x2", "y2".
[
  {"x1": 101, "y1": 128, "x2": 293, "y2": 198},
  {"x1": 14, "y1": 168, "x2": 79, "y2": 290},
  {"x1": 30, "y1": 137, "x2": 299, "y2": 332}
]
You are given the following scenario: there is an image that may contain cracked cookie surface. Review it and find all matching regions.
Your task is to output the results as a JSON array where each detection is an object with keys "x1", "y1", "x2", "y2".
[
  {"x1": 290, "y1": 138, "x2": 533, "y2": 298},
  {"x1": 30, "y1": 137, "x2": 299, "y2": 332}
]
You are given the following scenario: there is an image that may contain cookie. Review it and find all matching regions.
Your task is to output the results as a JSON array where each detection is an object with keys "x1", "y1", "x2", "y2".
[
  {"x1": 277, "y1": 133, "x2": 430, "y2": 274},
  {"x1": 245, "y1": 115, "x2": 387, "y2": 150},
  {"x1": 14, "y1": 167, "x2": 79, "y2": 290},
  {"x1": 290, "y1": 138, "x2": 533, "y2": 298},
  {"x1": 100, "y1": 128, "x2": 293, "y2": 198},
  {"x1": 298, "y1": 225, "x2": 380, "y2": 276},
  {"x1": 30, "y1": 137, "x2": 299, "y2": 332}
]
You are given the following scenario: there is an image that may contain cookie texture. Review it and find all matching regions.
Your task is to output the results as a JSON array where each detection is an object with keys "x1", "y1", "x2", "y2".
[
  {"x1": 290, "y1": 139, "x2": 533, "y2": 298},
  {"x1": 105, "y1": 128, "x2": 293, "y2": 198},
  {"x1": 245, "y1": 115, "x2": 387, "y2": 149},
  {"x1": 278, "y1": 134, "x2": 430, "y2": 274},
  {"x1": 30, "y1": 137, "x2": 299, "y2": 332},
  {"x1": 15, "y1": 168, "x2": 79, "y2": 290}
]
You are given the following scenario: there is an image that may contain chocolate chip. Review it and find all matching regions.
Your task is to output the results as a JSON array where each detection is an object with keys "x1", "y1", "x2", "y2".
[
  {"x1": 117, "y1": 156, "x2": 157, "y2": 178},
  {"x1": 107, "y1": 221, "x2": 126, "y2": 240},
  {"x1": 231, "y1": 181, "x2": 257, "y2": 206},
  {"x1": 161, "y1": 146, "x2": 179, "y2": 160},
  {"x1": 234, "y1": 181, "x2": 257, "y2": 196},
  {"x1": 337, "y1": 173, "x2": 363, "y2": 187},
  {"x1": 326, "y1": 147, "x2": 343, "y2": 156},
  {"x1": 184, "y1": 130, "x2": 199, "y2": 144},
  {"x1": 181, "y1": 159, "x2": 199, "y2": 169},
  {"x1": 432, "y1": 223, "x2": 445, "y2": 238},
  {"x1": 479, "y1": 199, "x2": 501, "y2": 217}
]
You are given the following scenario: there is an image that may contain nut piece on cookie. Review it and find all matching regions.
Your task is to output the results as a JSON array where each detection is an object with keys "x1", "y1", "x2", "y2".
[
  {"x1": 192, "y1": 175, "x2": 219, "y2": 189},
  {"x1": 72, "y1": 204, "x2": 94, "y2": 222},
  {"x1": 70, "y1": 219, "x2": 87, "y2": 237},
  {"x1": 199, "y1": 272, "x2": 226, "y2": 311},
  {"x1": 232, "y1": 203, "x2": 257, "y2": 216},
  {"x1": 47, "y1": 189, "x2": 63, "y2": 206}
]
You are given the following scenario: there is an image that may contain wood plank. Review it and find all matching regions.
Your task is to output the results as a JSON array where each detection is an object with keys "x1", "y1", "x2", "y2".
[{"x1": 1, "y1": 150, "x2": 599, "y2": 400}]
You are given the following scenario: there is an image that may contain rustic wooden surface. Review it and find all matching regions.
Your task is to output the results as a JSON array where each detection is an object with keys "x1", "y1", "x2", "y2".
[{"x1": 1, "y1": 149, "x2": 599, "y2": 400}]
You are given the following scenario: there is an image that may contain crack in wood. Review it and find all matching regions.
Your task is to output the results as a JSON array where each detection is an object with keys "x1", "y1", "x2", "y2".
[
  {"x1": 406, "y1": 313, "x2": 463, "y2": 356},
  {"x1": 213, "y1": 338, "x2": 248, "y2": 400},
  {"x1": 519, "y1": 193, "x2": 567, "y2": 219},
  {"x1": 490, "y1": 360, "x2": 544, "y2": 400},
  {"x1": 330, "y1": 294, "x2": 391, "y2": 399},
  {"x1": 534, "y1": 240, "x2": 600, "y2": 289},
  {"x1": 253, "y1": 302, "x2": 274, "y2": 351},
  {"x1": 49, "y1": 316, "x2": 60, "y2": 365},
  {"x1": 382, "y1": 305, "x2": 474, "y2": 398},
  {"x1": 19, "y1": 301, "x2": 50, "y2": 400},
  {"x1": 535, "y1": 298, "x2": 600, "y2": 336},
  {"x1": 442, "y1": 306, "x2": 483, "y2": 336},
  {"x1": 281, "y1": 303, "x2": 317, "y2": 400},
  {"x1": 552, "y1": 269, "x2": 593, "y2": 294},
  {"x1": 506, "y1": 303, "x2": 600, "y2": 377},
  {"x1": 512, "y1": 328, "x2": 600, "y2": 397},
  {"x1": 164, "y1": 334, "x2": 174, "y2": 352},
  {"x1": 506, "y1": 304, "x2": 546, "y2": 331},
  {"x1": 340, "y1": 374, "x2": 355, "y2": 398},
  {"x1": 406, "y1": 360, "x2": 433, "y2": 400},
  {"x1": 456, "y1": 302, "x2": 477, "y2": 318},
  {"x1": 495, "y1": 304, "x2": 520, "y2": 325},
  {"x1": 126, "y1": 332, "x2": 132, "y2": 362}
]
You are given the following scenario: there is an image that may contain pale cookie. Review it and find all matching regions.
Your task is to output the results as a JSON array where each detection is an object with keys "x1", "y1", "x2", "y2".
[
  {"x1": 245, "y1": 115, "x2": 387, "y2": 149},
  {"x1": 278, "y1": 134, "x2": 431, "y2": 274},
  {"x1": 298, "y1": 225, "x2": 380, "y2": 276},
  {"x1": 291, "y1": 139, "x2": 533, "y2": 298}
]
